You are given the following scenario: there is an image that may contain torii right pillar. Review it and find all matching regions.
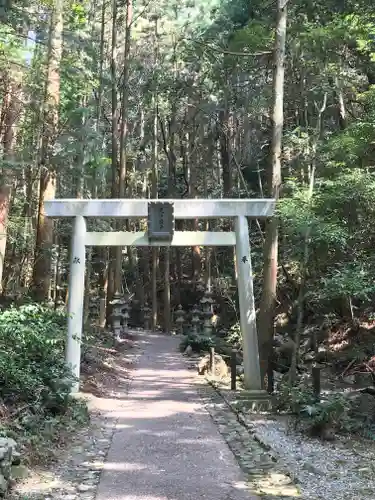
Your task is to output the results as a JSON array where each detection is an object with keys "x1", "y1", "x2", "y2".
[{"x1": 235, "y1": 216, "x2": 268, "y2": 405}]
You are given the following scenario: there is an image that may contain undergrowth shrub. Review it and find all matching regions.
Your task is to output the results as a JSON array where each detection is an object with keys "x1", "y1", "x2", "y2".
[
  {"x1": 276, "y1": 378, "x2": 357, "y2": 436},
  {"x1": 0, "y1": 303, "x2": 76, "y2": 413},
  {"x1": 179, "y1": 333, "x2": 214, "y2": 352},
  {"x1": 226, "y1": 322, "x2": 242, "y2": 345},
  {"x1": 0, "y1": 302, "x2": 89, "y2": 462}
]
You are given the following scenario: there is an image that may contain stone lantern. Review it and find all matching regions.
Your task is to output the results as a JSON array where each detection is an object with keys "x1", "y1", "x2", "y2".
[
  {"x1": 175, "y1": 305, "x2": 185, "y2": 335},
  {"x1": 200, "y1": 288, "x2": 214, "y2": 336},
  {"x1": 142, "y1": 303, "x2": 151, "y2": 331},
  {"x1": 110, "y1": 293, "x2": 126, "y2": 340},
  {"x1": 191, "y1": 305, "x2": 201, "y2": 335},
  {"x1": 121, "y1": 293, "x2": 134, "y2": 335}
]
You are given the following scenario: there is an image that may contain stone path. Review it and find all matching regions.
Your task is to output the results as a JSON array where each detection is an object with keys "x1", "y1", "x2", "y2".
[{"x1": 96, "y1": 332, "x2": 258, "y2": 500}]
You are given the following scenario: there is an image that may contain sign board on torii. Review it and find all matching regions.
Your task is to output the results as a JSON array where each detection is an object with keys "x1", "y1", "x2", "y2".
[
  {"x1": 147, "y1": 201, "x2": 175, "y2": 242},
  {"x1": 45, "y1": 198, "x2": 275, "y2": 393}
]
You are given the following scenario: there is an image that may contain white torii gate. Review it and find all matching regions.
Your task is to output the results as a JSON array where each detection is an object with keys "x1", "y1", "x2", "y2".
[{"x1": 45, "y1": 198, "x2": 275, "y2": 393}]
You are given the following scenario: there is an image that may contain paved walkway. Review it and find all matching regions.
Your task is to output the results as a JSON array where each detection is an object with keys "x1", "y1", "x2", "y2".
[{"x1": 96, "y1": 332, "x2": 258, "y2": 500}]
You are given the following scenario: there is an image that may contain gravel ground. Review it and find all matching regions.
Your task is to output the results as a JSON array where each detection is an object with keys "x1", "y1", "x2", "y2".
[
  {"x1": 245, "y1": 414, "x2": 375, "y2": 500},
  {"x1": 212, "y1": 378, "x2": 375, "y2": 500}
]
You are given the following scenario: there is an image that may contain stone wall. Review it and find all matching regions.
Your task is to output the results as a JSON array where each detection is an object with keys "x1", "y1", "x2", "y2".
[{"x1": 0, "y1": 437, "x2": 20, "y2": 496}]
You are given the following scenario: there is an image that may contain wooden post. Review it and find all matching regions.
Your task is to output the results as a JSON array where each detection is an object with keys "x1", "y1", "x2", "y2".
[
  {"x1": 312, "y1": 365, "x2": 321, "y2": 399},
  {"x1": 231, "y1": 349, "x2": 237, "y2": 391},
  {"x1": 66, "y1": 216, "x2": 86, "y2": 393},
  {"x1": 210, "y1": 347, "x2": 215, "y2": 375}
]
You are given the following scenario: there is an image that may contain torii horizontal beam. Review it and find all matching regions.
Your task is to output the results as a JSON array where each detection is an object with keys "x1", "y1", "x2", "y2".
[
  {"x1": 85, "y1": 231, "x2": 236, "y2": 246},
  {"x1": 44, "y1": 198, "x2": 275, "y2": 218}
]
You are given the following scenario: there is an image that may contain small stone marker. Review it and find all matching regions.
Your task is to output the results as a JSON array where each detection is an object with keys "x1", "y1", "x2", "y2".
[{"x1": 184, "y1": 345, "x2": 193, "y2": 357}]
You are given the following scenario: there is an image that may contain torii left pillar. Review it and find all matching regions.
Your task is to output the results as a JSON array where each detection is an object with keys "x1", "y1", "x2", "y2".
[{"x1": 66, "y1": 215, "x2": 86, "y2": 392}]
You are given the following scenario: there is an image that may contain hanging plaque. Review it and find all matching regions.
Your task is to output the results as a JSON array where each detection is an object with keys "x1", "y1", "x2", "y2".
[{"x1": 147, "y1": 201, "x2": 175, "y2": 241}]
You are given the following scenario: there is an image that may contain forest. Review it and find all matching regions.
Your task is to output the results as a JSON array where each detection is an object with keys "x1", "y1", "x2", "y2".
[{"x1": 1, "y1": 0, "x2": 375, "y2": 491}]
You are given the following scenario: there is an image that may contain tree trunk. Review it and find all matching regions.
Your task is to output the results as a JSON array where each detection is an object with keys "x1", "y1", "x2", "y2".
[
  {"x1": 0, "y1": 75, "x2": 21, "y2": 293},
  {"x1": 0, "y1": 186, "x2": 10, "y2": 293},
  {"x1": 95, "y1": 0, "x2": 109, "y2": 314},
  {"x1": 151, "y1": 102, "x2": 158, "y2": 328},
  {"x1": 219, "y1": 105, "x2": 232, "y2": 197},
  {"x1": 258, "y1": 0, "x2": 287, "y2": 388},
  {"x1": 184, "y1": 128, "x2": 201, "y2": 279},
  {"x1": 32, "y1": 0, "x2": 63, "y2": 301},
  {"x1": 108, "y1": 0, "x2": 119, "y2": 306},
  {"x1": 135, "y1": 105, "x2": 146, "y2": 306},
  {"x1": 335, "y1": 77, "x2": 347, "y2": 130},
  {"x1": 115, "y1": 0, "x2": 132, "y2": 294},
  {"x1": 151, "y1": 15, "x2": 159, "y2": 330}
]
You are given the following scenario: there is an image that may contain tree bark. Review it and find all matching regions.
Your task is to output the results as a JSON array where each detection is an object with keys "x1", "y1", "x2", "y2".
[
  {"x1": 0, "y1": 186, "x2": 10, "y2": 293},
  {"x1": 0, "y1": 74, "x2": 21, "y2": 293},
  {"x1": 258, "y1": 0, "x2": 287, "y2": 388},
  {"x1": 115, "y1": 0, "x2": 132, "y2": 294},
  {"x1": 219, "y1": 105, "x2": 232, "y2": 197},
  {"x1": 108, "y1": 0, "x2": 119, "y2": 306},
  {"x1": 32, "y1": 0, "x2": 63, "y2": 301},
  {"x1": 151, "y1": 15, "x2": 159, "y2": 330},
  {"x1": 160, "y1": 113, "x2": 176, "y2": 333}
]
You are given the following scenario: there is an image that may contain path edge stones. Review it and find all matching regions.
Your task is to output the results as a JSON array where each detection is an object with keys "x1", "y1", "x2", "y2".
[{"x1": 194, "y1": 375, "x2": 301, "y2": 499}]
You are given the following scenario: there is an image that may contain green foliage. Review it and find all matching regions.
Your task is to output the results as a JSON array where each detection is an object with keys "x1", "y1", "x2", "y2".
[
  {"x1": 279, "y1": 167, "x2": 375, "y2": 310},
  {"x1": 301, "y1": 394, "x2": 351, "y2": 432},
  {"x1": 229, "y1": 20, "x2": 273, "y2": 53},
  {"x1": 276, "y1": 380, "x2": 356, "y2": 435},
  {"x1": 0, "y1": 303, "x2": 75, "y2": 413},
  {"x1": 226, "y1": 322, "x2": 242, "y2": 345},
  {"x1": 318, "y1": 263, "x2": 375, "y2": 302},
  {"x1": 0, "y1": 25, "x2": 26, "y2": 67},
  {"x1": 276, "y1": 381, "x2": 317, "y2": 414},
  {"x1": 0, "y1": 302, "x2": 89, "y2": 461},
  {"x1": 179, "y1": 333, "x2": 215, "y2": 353}
]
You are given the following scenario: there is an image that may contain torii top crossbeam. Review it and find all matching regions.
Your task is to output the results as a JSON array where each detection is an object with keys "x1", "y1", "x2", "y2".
[{"x1": 44, "y1": 198, "x2": 275, "y2": 218}]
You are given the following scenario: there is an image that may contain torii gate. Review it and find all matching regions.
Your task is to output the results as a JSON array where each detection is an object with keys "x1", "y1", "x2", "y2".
[{"x1": 45, "y1": 198, "x2": 275, "y2": 393}]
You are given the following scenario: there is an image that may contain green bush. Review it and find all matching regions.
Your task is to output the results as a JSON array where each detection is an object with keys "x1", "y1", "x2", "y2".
[
  {"x1": 179, "y1": 333, "x2": 214, "y2": 353},
  {"x1": 226, "y1": 322, "x2": 242, "y2": 345},
  {"x1": 0, "y1": 303, "x2": 75, "y2": 414},
  {"x1": 301, "y1": 394, "x2": 353, "y2": 433},
  {"x1": 276, "y1": 378, "x2": 356, "y2": 436}
]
